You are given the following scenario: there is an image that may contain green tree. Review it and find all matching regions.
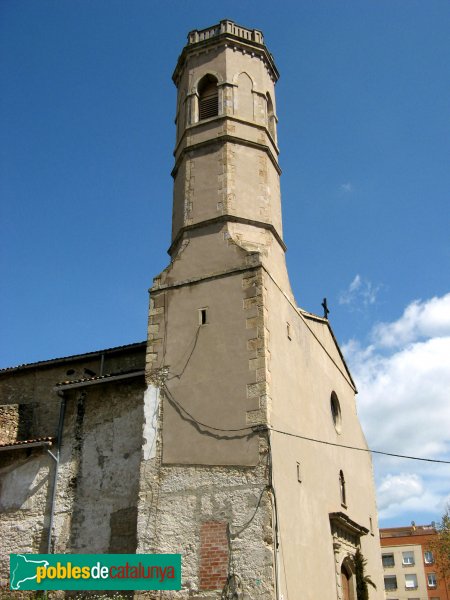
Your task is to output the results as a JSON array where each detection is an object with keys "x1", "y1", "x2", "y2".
[
  {"x1": 354, "y1": 548, "x2": 376, "y2": 600},
  {"x1": 430, "y1": 505, "x2": 450, "y2": 586}
]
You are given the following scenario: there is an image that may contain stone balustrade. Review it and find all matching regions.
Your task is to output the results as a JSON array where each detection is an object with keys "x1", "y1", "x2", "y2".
[{"x1": 188, "y1": 19, "x2": 264, "y2": 46}]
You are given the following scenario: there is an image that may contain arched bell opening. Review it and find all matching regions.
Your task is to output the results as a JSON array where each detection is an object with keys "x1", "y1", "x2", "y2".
[{"x1": 198, "y1": 74, "x2": 219, "y2": 120}]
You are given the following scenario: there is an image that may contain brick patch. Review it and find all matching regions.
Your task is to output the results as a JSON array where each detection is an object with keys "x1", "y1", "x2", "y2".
[{"x1": 199, "y1": 520, "x2": 229, "y2": 591}]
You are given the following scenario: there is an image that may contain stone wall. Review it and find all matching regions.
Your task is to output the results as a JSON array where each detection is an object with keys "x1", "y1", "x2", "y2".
[
  {"x1": 0, "y1": 344, "x2": 146, "y2": 594},
  {"x1": 53, "y1": 380, "x2": 145, "y2": 555},
  {"x1": 0, "y1": 344, "x2": 145, "y2": 441},
  {"x1": 0, "y1": 405, "x2": 20, "y2": 444}
]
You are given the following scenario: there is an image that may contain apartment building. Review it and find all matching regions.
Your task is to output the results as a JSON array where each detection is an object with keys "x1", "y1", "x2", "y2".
[{"x1": 380, "y1": 524, "x2": 449, "y2": 600}]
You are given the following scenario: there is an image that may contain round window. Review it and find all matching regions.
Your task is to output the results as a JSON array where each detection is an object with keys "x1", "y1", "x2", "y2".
[{"x1": 330, "y1": 392, "x2": 342, "y2": 432}]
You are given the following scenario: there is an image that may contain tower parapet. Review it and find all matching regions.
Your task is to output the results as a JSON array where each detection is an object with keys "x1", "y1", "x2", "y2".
[
  {"x1": 173, "y1": 19, "x2": 278, "y2": 86},
  {"x1": 188, "y1": 20, "x2": 264, "y2": 46}
]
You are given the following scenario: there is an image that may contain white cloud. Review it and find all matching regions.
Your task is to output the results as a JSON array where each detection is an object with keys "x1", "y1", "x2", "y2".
[
  {"x1": 340, "y1": 182, "x2": 354, "y2": 193},
  {"x1": 372, "y1": 293, "x2": 450, "y2": 347},
  {"x1": 339, "y1": 274, "x2": 380, "y2": 307},
  {"x1": 343, "y1": 292, "x2": 450, "y2": 524},
  {"x1": 378, "y1": 474, "x2": 444, "y2": 525},
  {"x1": 377, "y1": 473, "x2": 424, "y2": 511}
]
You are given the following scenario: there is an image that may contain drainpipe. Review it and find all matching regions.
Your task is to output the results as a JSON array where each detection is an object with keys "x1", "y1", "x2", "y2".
[{"x1": 46, "y1": 390, "x2": 66, "y2": 554}]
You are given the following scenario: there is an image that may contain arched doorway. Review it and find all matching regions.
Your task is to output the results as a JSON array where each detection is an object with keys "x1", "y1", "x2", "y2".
[{"x1": 341, "y1": 563, "x2": 354, "y2": 600}]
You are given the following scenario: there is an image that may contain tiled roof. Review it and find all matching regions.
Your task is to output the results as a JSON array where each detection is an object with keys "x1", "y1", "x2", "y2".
[
  {"x1": 0, "y1": 437, "x2": 54, "y2": 449},
  {"x1": 0, "y1": 341, "x2": 146, "y2": 374},
  {"x1": 380, "y1": 525, "x2": 437, "y2": 538}
]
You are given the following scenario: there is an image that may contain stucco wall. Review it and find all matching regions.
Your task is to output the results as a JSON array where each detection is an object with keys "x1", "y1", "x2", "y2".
[
  {"x1": 0, "y1": 449, "x2": 52, "y2": 585},
  {"x1": 264, "y1": 271, "x2": 384, "y2": 600},
  {"x1": 152, "y1": 270, "x2": 262, "y2": 466}
]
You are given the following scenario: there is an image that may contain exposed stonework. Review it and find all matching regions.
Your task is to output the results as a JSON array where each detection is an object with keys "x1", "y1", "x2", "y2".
[
  {"x1": 53, "y1": 381, "x2": 144, "y2": 555},
  {"x1": 243, "y1": 269, "x2": 271, "y2": 426},
  {"x1": 0, "y1": 405, "x2": 20, "y2": 444},
  {"x1": 136, "y1": 417, "x2": 273, "y2": 599}
]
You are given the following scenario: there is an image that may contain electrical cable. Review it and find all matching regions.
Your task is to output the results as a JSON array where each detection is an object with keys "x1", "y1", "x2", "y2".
[
  {"x1": 162, "y1": 383, "x2": 255, "y2": 433},
  {"x1": 229, "y1": 485, "x2": 269, "y2": 538},
  {"x1": 166, "y1": 325, "x2": 202, "y2": 381},
  {"x1": 160, "y1": 386, "x2": 450, "y2": 464},
  {"x1": 157, "y1": 323, "x2": 450, "y2": 463},
  {"x1": 269, "y1": 427, "x2": 450, "y2": 464}
]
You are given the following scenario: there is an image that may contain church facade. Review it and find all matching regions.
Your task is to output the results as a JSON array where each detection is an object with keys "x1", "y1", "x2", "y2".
[{"x1": 0, "y1": 20, "x2": 383, "y2": 600}]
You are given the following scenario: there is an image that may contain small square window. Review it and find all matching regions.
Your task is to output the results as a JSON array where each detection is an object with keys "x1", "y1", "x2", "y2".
[
  {"x1": 427, "y1": 573, "x2": 437, "y2": 587},
  {"x1": 382, "y1": 553, "x2": 395, "y2": 568},
  {"x1": 424, "y1": 550, "x2": 434, "y2": 564},
  {"x1": 384, "y1": 575, "x2": 397, "y2": 590},
  {"x1": 402, "y1": 551, "x2": 415, "y2": 566},
  {"x1": 405, "y1": 573, "x2": 418, "y2": 589}
]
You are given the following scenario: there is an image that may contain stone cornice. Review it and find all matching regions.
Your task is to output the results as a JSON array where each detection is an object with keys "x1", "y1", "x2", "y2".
[
  {"x1": 173, "y1": 115, "x2": 279, "y2": 159},
  {"x1": 172, "y1": 131, "x2": 281, "y2": 180},
  {"x1": 168, "y1": 215, "x2": 287, "y2": 258},
  {"x1": 329, "y1": 512, "x2": 369, "y2": 538}
]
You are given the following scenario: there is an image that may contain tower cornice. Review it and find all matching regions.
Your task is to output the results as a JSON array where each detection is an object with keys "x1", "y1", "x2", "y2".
[
  {"x1": 171, "y1": 132, "x2": 282, "y2": 180},
  {"x1": 167, "y1": 215, "x2": 287, "y2": 259},
  {"x1": 172, "y1": 19, "x2": 279, "y2": 86},
  {"x1": 172, "y1": 114, "x2": 279, "y2": 160}
]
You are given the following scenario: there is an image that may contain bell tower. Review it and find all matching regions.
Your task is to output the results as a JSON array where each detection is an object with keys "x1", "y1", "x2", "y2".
[
  {"x1": 165, "y1": 20, "x2": 293, "y2": 298},
  {"x1": 170, "y1": 20, "x2": 283, "y2": 262},
  {"x1": 138, "y1": 20, "x2": 384, "y2": 600}
]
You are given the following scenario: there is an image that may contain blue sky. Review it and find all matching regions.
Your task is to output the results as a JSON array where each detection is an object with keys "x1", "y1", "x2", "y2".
[{"x1": 1, "y1": 1, "x2": 449, "y2": 528}]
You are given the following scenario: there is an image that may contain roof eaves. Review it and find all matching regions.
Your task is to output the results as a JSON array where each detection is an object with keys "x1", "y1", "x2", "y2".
[
  {"x1": 299, "y1": 309, "x2": 328, "y2": 324},
  {"x1": 0, "y1": 341, "x2": 147, "y2": 374},
  {"x1": 0, "y1": 437, "x2": 55, "y2": 452},
  {"x1": 55, "y1": 370, "x2": 145, "y2": 390}
]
